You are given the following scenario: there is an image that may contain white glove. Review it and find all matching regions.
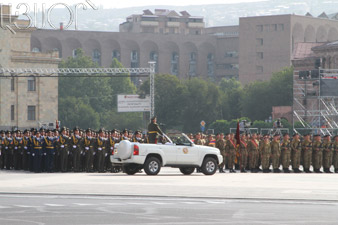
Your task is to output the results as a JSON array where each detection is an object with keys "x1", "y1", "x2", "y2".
[{"x1": 105, "y1": 153, "x2": 108, "y2": 157}]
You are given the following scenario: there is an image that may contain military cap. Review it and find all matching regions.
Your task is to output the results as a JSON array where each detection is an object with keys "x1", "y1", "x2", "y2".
[
  {"x1": 134, "y1": 130, "x2": 141, "y2": 135},
  {"x1": 98, "y1": 128, "x2": 104, "y2": 133},
  {"x1": 324, "y1": 134, "x2": 330, "y2": 138},
  {"x1": 293, "y1": 133, "x2": 299, "y2": 137},
  {"x1": 23, "y1": 129, "x2": 28, "y2": 134},
  {"x1": 30, "y1": 128, "x2": 35, "y2": 132},
  {"x1": 283, "y1": 133, "x2": 289, "y2": 137},
  {"x1": 333, "y1": 135, "x2": 338, "y2": 139},
  {"x1": 314, "y1": 134, "x2": 321, "y2": 137},
  {"x1": 39, "y1": 128, "x2": 45, "y2": 132},
  {"x1": 122, "y1": 129, "x2": 129, "y2": 133},
  {"x1": 60, "y1": 127, "x2": 66, "y2": 132},
  {"x1": 0, "y1": 130, "x2": 4, "y2": 134},
  {"x1": 111, "y1": 129, "x2": 117, "y2": 133},
  {"x1": 151, "y1": 116, "x2": 157, "y2": 121},
  {"x1": 274, "y1": 133, "x2": 280, "y2": 137},
  {"x1": 73, "y1": 127, "x2": 79, "y2": 132}
]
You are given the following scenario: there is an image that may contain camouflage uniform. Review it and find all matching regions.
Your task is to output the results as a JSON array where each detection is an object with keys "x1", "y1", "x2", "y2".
[
  {"x1": 322, "y1": 139, "x2": 333, "y2": 173},
  {"x1": 239, "y1": 139, "x2": 248, "y2": 172},
  {"x1": 226, "y1": 139, "x2": 237, "y2": 172},
  {"x1": 281, "y1": 139, "x2": 291, "y2": 172},
  {"x1": 247, "y1": 138, "x2": 259, "y2": 172},
  {"x1": 312, "y1": 139, "x2": 323, "y2": 173},
  {"x1": 270, "y1": 140, "x2": 281, "y2": 172},
  {"x1": 333, "y1": 139, "x2": 338, "y2": 173},
  {"x1": 260, "y1": 141, "x2": 271, "y2": 172},
  {"x1": 291, "y1": 138, "x2": 302, "y2": 172},
  {"x1": 302, "y1": 139, "x2": 313, "y2": 173},
  {"x1": 216, "y1": 138, "x2": 226, "y2": 172}
]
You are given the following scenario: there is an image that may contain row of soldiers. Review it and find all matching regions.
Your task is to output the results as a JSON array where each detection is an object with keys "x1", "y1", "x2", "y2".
[
  {"x1": 0, "y1": 127, "x2": 146, "y2": 173},
  {"x1": 192, "y1": 132, "x2": 338, "y2": 173}
]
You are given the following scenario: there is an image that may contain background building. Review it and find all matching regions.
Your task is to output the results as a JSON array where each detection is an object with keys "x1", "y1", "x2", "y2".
[
  {"x1": 239, "y1": 14, "x2": 338, "y2": 85},
  {"x1": 0, "y1": 5, "x2": 60, "y2": 130}
]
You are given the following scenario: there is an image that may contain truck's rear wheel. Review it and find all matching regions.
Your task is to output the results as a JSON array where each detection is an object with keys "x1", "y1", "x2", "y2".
[
  {"x1": 179, "y1": 167, "x2": 195, "y2": 175},
  {"x1": 144, "y1": 157, "x2": 161, "y2": 175},
  {"x1": 201, "y1": 157, "x2": 218, "y2": 175},
  {"x1": 123, "y1": 165, "x2": 139, "y2": 175}
]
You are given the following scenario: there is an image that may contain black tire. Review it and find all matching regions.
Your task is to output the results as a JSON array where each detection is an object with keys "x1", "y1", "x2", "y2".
[
  {"x1": 201, "y1": 157, "x2": 218, "y2": 175},
  {"x1": 144, "y1": 157, "x2": 161, "y2": 175},
  {"x1": 179, "y1": 167, "x2": 195, "y2": 175},
  {"x1": 123, "y1": 165, "x2": 139, "y2": 175}
]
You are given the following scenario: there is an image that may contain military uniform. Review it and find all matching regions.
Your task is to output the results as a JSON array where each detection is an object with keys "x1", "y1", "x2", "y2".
[
  {"x1": 247, "y1": 138, "x2": 259, "y2": 172},
  {"x1": 13, "y1": 136, "x2": 22, "y2": 170},
  {"x1": 291, "y1": 137, "x2": 302, "y2": 173},
  {"x1": 70, "y1": 134, "x2": 82, "y2": 172},
  {"x1": 83, "y1": 135, "x2": 94, "y2": 172},
  {"x1": 226, "y1": 139, "x2": 237, "y2": 172},
  {"x1": 238, "y1": 139, "x2": 248, "y2": 172},
  {"x1": 322, "y1": 137, "x2": 333, "y2": 173},
  {"x1": 312, "y1": 137, "x2": 323, "y2": 173},
  {"x1": 58, "y1": 134, "x2": 70, "y2": 172},
  {"x1": 32, "y1": 135, "x2": 44, "y2": 173},
  {"x1": 148, "y1": 119, "x2": 163, "y2": 144},
  {"x1": 22, "y1": 134, "x2": 30, "y2": 171},
  {"x1": 216, "y1": 138, "x2": 226, "y2": 172},
  {"x1": 281, "y1": 138, "x2": 291, "y2": 173},
  {"x1": 333, "y1": 138, "x2": 338, "y2": 173},
  {"x1": 302, "y1": 138, "x2": 313, "y2": 173},
  {"x1": 95, "y1": 135, "x2": 107, "y2": 173},
  {"x1": 3, "y1": 135, "x2": 13, "y2": 170},
  {"x1": 260, "y1": 140, "x2": 271, "y2": 172},
  {"x1": 44, "y1": 135, "x2": 56, "y2": 172},
  {"x1": 270, "y1": 139, "x2": 281, "y2": 172}
]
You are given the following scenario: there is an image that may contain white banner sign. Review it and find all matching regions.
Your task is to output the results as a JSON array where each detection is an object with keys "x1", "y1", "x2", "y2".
[{"x1": 117, "y1": 95, "x2": 151, "y2": 112}]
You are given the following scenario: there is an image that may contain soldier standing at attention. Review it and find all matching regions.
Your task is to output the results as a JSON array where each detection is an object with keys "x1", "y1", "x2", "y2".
[
  {"x1": 58, "y1": 127, "x2": 70, "y2": 173},
  {"x1": 312, "y1": 134, "x2": 323, "y2": 173},
  {"x1": 83, "y1": 129, "x2": 94, "y2": 172},
  {"x1": 0, "y1": 131, "x2": 5, "y2": 169},
  {"x1": 333, "y1": 135, "x2": 338, "y2": 173},
  {"x1": 70, "y1": 127, "x2": 82, "y2": 172},
  {"x1": 148, "y1": 116, "x2": 163, "y2": 144},
  {"x1": 291, "y1": 133, "x2": 302, "y2": 173},
  {"x1": 281, "y1": 133, "x2": 291, "y2": 173},
  {"x1": 260, "y1": 134, "x2": 271, "y2": 173},
  {"x1": 302, "y1": 134, "x2": 313, "y2": 173},
  {"x1": 247, "y1": 133, "x2": 259, "y2": 173},
  {"x1": 322, "y1": 134, "x2": 333, "y2": 173},
  {"x1": 3, "y1": 131, "x2": 13, "y2": 170},
  {"x1": 95, "y1": 129, "x2": 107, "y2": 173},
  {"x1": 216, "y1": 133, "x2": 226, "y2": 173},
  {"x1": 239, "y1": 133, "x2": 248, "y2": 173},
  {"x1": 32, "y1": 130, "x2": 44, "y2": 173},
  {"x1": 21, "y1": 130, "x2": 30, "y2": 171},
  {"x1": 270, "y1": 134, "x2": 281, "y2": 173},
  {"x1": 226, "y1": 133, "x2": 237, "y2": 173},
  {"x1": 13, "y1": 131, "x2": 22, "y2": 170}
]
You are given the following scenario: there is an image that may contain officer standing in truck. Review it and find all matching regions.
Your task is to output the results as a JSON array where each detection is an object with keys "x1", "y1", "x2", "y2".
[{"x1": 147, "y1": 116, "x2": 163, "y2": 144}]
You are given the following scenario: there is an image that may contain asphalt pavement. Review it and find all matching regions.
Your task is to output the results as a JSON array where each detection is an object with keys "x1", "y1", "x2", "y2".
[{"x1": 1, "y1": 194, "x2": 338, "y2": 225}]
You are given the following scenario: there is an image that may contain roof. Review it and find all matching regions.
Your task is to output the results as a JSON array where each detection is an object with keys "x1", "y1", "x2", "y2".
[
  {"x1": 312, "y1": 41, "x2": 338, "y2": 51},
  {"x1": 292, "y1": 42, "x2": 323, "y2": 60}
]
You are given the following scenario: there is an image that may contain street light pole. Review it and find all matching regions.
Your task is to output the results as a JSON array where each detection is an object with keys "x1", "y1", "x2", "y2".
[{"x1": 149, "y1": 61, "x2": 156, "y2": 119}]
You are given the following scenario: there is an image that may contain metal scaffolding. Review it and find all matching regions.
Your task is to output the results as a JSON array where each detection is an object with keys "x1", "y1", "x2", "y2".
[
  {"x1": 0, "y1": 62, "x2": 156, "y2": 118},
  {"x1": 293, "y1": 68, "x2": 338, "y2": 135}
]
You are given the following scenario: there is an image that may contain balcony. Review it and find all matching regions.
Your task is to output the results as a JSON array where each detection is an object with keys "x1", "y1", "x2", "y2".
[
  {"x1": 140, "y1": 21, "x2": 159, "y2": 27},
  {"x1": 187, "y1": 22, "x2": 205, "y2": 28},
  {"x1": 167, "y1": 22, "x2": 180, "y2": 27}
]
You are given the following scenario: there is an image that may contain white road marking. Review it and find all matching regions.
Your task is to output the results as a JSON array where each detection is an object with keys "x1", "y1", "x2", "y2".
[
  {"x1": 0, "y1": 205, "x2": 11, "y2": 209},
  {"x1": 44, "y1": 204, "x2": 64, "y2": 207},
  {"x1": 73, "y1": 203, "x2": 96, "y2": 206}
]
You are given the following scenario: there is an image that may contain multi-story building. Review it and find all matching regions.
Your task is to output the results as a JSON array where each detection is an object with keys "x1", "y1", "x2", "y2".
[
  {"x1": 239, "y1": 14, "x2": 338, "y2": 85},
  {"x1": 31, "y1": 11, "x2": 239, "y2": 81},
  {"x1": 119, "y1": 9, "x2": 205, "y2": 35},
  {"x1": 0, "y1": 5, "x2": 60, "y2": 130}
]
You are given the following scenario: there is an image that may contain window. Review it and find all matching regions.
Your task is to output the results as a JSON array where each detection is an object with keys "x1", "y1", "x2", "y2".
[
  {"x1": 11, "y1": 77, "x2": 14, "y2": 91},
  {"x1": 207, "y1": 53, "x2": 214, "y2": 77},
  {"x1": 11, "y1": 105, "x2": 14, "y2": 121},
  {"x1": 189, "y1": 52, "x2": 197, "y2": 77},
  {"x1": 27, "y1": 106, "x2": 36, "y2": 121},
  {"x1": 225, "y1": 51, "x2": 238, "y2": 58},
  {"x1": 256, "y1": 52, "x2": 264, "y2": 59},
  {"x1": 92, "y1": 49, "x2": 101, "y2": 65},
  {"x1": 28, "y1": 76, "x2": 36, "y2": 91},
  {"x1": 131, "y1": 50, "x2": 139, "y2": 68},
  {"x1": 150, "y1": 51, "x2": 159, "y2": 73},
  {"x1": 264, "y1": 24, "x2": 270, "y2": 31},
  {"x1": 32, "y1": 47, "x2": 40, "y2": 53},
  {"x1": 256, "y1": 66, "x2": 263, "y2": 74},
  {"x1": 278, "y1": 24, "x2": 284, "y2": 31},
  {"x1": 271, "y1": 24, "x2": 278, "y2": 31},
  {"x1": 72, "y1": 49, "x2": 78, "y2": 58},
  {"x1": 256, "y1": 38, "x2": 263, "y2": 46},
  {"x1": 256, "y1": 25, "x2": 263, "y2": 32},
  {"x1": 112, "y1": 50, "x2": 120, "y2": 61},
  {"x1": 171, "y1": 52, "x2": 179, "y2": 76}
]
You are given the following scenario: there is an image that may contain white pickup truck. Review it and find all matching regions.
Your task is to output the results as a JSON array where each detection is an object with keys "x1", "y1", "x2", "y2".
[{"x1": 110, "y1": 133, "x2": 222, "y2": 176}]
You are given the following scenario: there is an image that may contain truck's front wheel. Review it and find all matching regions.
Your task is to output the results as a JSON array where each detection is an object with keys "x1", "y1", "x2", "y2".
[
  {"x1": 144, "y1": 157, "x2": 161, "y2": 175},
  {"x1": 201, "y1": 157, "x2": 218, "y2": 175}
]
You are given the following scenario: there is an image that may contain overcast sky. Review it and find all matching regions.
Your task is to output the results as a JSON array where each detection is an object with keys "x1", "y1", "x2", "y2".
[{"x1": 7, "y1": 0, "x2": 266, "y2": 10}]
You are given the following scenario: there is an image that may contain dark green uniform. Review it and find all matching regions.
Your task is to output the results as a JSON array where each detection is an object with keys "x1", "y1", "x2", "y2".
[
  {"x1": 148, "y1": 122, "x2": 163, "y2": 144},
  {"x1": 70, "y1": 135, "x2": 82, "y2": 172},
  {"x1": 58, "y1": 135, "x2": 70, "y2": 172},
  {"x1": 216, "y1": 139, "x2": 226, "y2": 172},
  {"x1": 247, "y1": 139, "x2": 259, "y2": 172},
  {"x1": 226, "y1": 139, "x2": 237, "y2": 172},
  {"x1": 83, "y1": 136, "x2": 94, "y2": 172},
  {"x1": 281, "y1": 139, "x2": 291, "y2": 172},
  {"x1": 270, "y1": 140, "x2": 281, "y2": 171},
  {"x1": 260, "y1": 141, "x2": 271, "y2": 171},
  {"x1": 239, "y1": 140, "x2": 248, "y2": 172},
  {"x1": 95, "y1": 136, "x2": 107, "y2": 173}
]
